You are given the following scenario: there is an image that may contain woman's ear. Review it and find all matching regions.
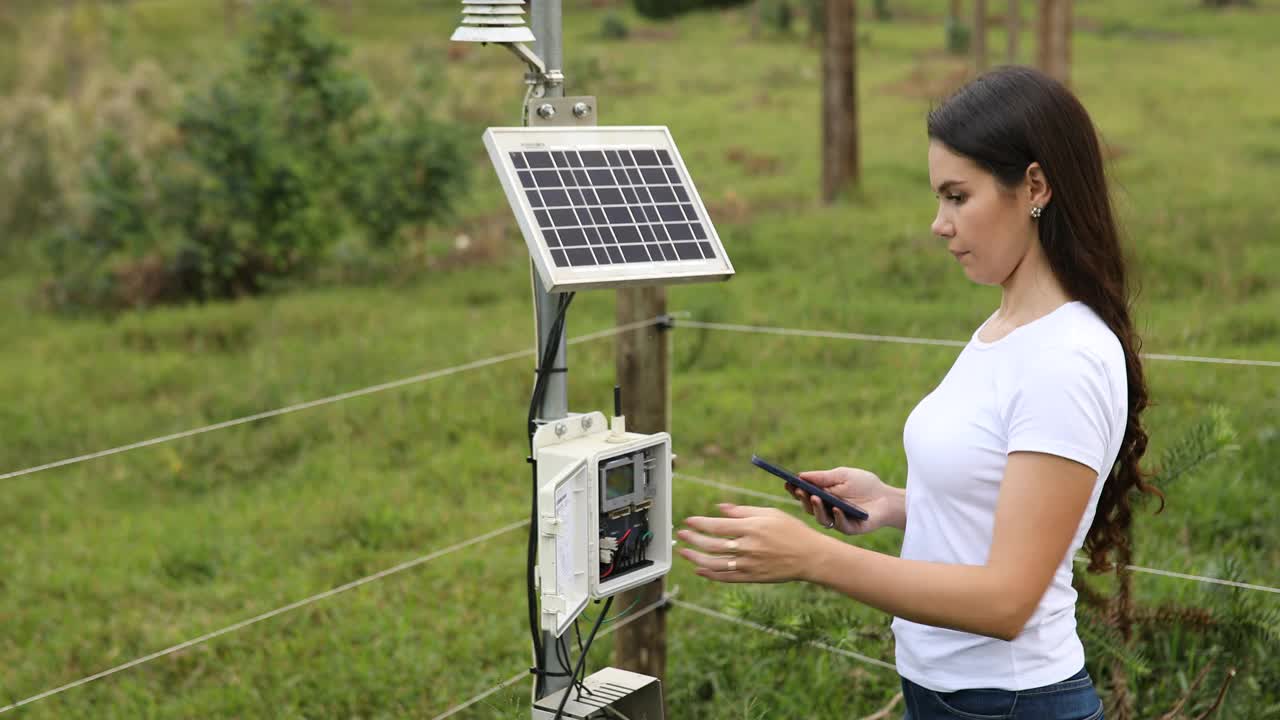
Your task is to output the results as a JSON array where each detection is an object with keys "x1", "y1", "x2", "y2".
[{"x1": 1026, "y1": 162, "x2": 1052, "y2": 209}]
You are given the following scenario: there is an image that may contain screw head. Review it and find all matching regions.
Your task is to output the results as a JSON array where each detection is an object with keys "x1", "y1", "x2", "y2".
[
  {"x1": 572, "y1": 102, "x2": 591, "y2": 118},
  {"x1": 581, "y1": 416, "x2": 593, "y2": 431},
  {"x1": 537, "y1": 103, "x2": 556, "y2": 119},
  {"x1": 555, "y1": 422, "x2": 568, "y2": 437}
]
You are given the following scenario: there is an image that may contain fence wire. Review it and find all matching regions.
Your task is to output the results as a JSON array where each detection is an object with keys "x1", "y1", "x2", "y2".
[
  {"x1": 670, "y1": 598, "x2": 897, "y2": 671},
  {"x1": 430, "y1": 591, "x2": 677, "y2": 720},
  {"x1": 0, "y1": 519, "x2": 529, "y2": 715},
  {"x1": 5, "y1": 313, "x2": 1276, "y2": 715},
  {"x1": 675, "y1": 472, "x2": 1280, "y2": 596},
  {"x1": 0, "y1": 316, "x2": 667, "y2": 482},
  {"x1": 679, "y1": 319, "x2": 1280, "y2": 368}
]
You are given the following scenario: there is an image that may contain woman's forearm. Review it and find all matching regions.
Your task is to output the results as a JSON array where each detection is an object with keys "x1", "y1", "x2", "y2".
[{"x1": 804, "y1": 534, "x2": 1028, "y2": 641}]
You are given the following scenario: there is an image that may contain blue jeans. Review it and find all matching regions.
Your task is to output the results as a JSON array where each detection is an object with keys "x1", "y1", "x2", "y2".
[{"x1": 901, "y1": 667, "x2": 1104, "y2": 720}]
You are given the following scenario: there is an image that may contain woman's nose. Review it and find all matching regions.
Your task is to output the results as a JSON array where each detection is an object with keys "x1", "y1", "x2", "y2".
[{"x1": 931, "y1": 209, "x2": 952, "y2": 239}]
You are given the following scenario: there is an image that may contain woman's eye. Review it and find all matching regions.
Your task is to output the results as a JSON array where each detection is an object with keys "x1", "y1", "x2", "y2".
[{"x1": 947, "y1": 194, "x2": 965, "y2": 204}]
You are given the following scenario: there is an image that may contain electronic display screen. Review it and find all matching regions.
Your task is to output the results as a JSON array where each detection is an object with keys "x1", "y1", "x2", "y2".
[{"x1": 606, "y1": 464, "x2": 635, "y2": 501}]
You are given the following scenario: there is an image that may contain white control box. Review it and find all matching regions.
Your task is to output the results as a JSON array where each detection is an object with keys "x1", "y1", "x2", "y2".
[{"x1": 534, "y1": 412, "x2": 672, "y2": 637}]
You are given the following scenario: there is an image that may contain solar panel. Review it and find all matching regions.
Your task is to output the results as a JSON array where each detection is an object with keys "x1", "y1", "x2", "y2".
[{"x1": 484, "y1": 126, "x2": 734, "y2": 292}]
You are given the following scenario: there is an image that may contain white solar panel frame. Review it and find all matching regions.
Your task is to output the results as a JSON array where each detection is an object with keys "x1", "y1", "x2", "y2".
[{"x1": 483, "y1": 126, "x2": 735, "y2": 292}]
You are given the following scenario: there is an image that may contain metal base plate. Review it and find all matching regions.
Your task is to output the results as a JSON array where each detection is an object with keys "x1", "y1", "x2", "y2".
[{"x1": 531, "y1": 666, "x2": 664, "y2": 719}]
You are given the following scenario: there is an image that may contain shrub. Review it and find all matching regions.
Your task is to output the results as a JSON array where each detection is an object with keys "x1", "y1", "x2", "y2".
[
  {"x1": 762, "y1": 0, "x2": 794, "y2": 33},
  {"x1": 47, "y1": 0, "x2": 469, "y2": 309},
  {"x1": 945, "y1": 15, "x2": 971, "y2": 54},
  {"x1": 600, "y1": 13, "x2": 630, "y2": 39},
  {"x1": 0, "y1": 96, "x2": 70, "y2": 260}
]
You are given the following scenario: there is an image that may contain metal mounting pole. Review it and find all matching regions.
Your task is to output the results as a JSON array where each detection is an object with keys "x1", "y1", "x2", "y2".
[{"x1": 528, "y1": 0, "x2": 572, "y2": 703}]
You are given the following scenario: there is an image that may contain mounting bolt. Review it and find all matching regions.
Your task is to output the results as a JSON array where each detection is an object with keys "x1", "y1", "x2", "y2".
[
  {"x1": 581, "y1": 416, "x2": 593, "y2": 431},
  {"x1": 537, "y1": 103, "x2": 556, "y2": 119},
  {"x1": 555, "y1": 422, "x2": 568, "y2": 437},
  {"x1": 572, "y1": 102, "x2": 591, "y2": 118}
]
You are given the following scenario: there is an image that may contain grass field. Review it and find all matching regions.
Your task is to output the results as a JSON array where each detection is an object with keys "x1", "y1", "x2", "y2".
[{"x1": 1, "y1": 0, "x2": 1278, "y2": 717}]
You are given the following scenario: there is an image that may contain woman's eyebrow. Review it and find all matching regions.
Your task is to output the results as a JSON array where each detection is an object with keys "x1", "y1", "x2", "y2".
[{"x1": 934, "y1": 180, "x2": 964, "y2": 194}]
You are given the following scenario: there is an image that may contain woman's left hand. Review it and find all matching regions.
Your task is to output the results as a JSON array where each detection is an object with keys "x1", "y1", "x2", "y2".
[{"x1": 677, "y1": 503, "x2": 824, "y2": 583}]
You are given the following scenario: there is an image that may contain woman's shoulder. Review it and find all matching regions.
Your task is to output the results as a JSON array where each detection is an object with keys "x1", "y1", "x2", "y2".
[
  {"x1": 998, "y1": 302, "x2": 1125, "y2": 378},
  {"x1": 1052, "y1": 302, "x2": 1125, "y2": 366}
]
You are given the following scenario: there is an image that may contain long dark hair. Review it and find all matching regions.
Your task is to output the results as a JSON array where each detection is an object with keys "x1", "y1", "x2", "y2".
[{"x1": 926, "y1": 66, "x2": 1162, "y2": 573}]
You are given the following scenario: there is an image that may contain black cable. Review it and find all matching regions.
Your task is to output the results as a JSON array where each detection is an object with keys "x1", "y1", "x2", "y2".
[
  {"x1": 555, "y1": 634, "x2": 587, "y2": 696},
  {"x1": 561, "y1": 633, "x2": 589, "y2": 696},
  {"x1": 526, "y1": 292, "x2": 575, "y2": 696},
  {"x1": 569, "y1": 619, "x2": 593, "y2": 697},
  {"x1": 553, "y1": 596, "x2": 612, "y2": 720}
]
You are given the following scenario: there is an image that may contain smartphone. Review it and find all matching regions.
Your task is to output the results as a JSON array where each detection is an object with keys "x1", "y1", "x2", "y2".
[{"x1": 750, "y1": 454, "x2": 870, "y2": 522}]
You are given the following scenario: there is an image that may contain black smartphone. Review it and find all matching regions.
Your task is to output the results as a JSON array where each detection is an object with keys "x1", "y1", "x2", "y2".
[{"x1": 750, "y1": 454, "x2": 870, "y2": 522}]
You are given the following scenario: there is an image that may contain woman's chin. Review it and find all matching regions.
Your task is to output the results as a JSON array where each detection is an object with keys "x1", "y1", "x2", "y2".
[{"x1": 962, "y1": 267, "x2": 1000, "y2": 286}]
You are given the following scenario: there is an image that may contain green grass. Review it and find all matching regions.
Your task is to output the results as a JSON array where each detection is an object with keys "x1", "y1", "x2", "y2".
[{"x1": 2, "y1": 0, "x2": 1279, "y2": 717}]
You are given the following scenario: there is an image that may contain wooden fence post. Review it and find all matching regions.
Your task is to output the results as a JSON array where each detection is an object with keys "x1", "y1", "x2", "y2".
[
  {"x1": 1036, "y1": 0, "x2": 1072, "y2": 85},
  {"x1": 1006, "y1": 0, "x2": 1020, "y2": 63},
  {"x1": 613, "y1": 285, "x2": 671, "y2": 704},
  {"x1": 821, "y1": 0, "x2": 859, "y2": 204},
  {"x1": 973, "y1": 0, "x2": 988, "y2": 72}
]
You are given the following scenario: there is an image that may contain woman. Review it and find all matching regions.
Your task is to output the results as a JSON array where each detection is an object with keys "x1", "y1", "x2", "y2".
[{"x1": 677, "y1": 66, "x2": 1162, "y2": 719}]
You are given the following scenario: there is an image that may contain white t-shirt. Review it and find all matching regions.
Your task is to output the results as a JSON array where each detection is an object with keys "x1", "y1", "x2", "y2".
[{"x1": 891, "y1": 301, "x2": 1127, "y2": 692}]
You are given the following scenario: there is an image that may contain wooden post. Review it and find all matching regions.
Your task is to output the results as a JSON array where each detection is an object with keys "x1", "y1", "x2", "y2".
[
  {"x1": 613, "y1": 285, "x2": 670, "y2": 702},
  {"x1": 338, "y1": 0, "x2": 354, "y2": 31},
  {"x1": 1036, "y1": 0, "x2": 1072, "y2": 85},
  {"x1": 973, "y1": 0, "x2": 987, "y2": 72},
  {"x1": 821, "y1": 0, "x2": 859, "y2": 204},
  {"x1": 224, "y1": 0, "x2": 239, "y2": 33},
  {"x1": 62, "y1": 0, "x2": 83, "y2": 98},
  {"x1": 1006, "y1": 0, "x2": 1020, "y2": 63}
]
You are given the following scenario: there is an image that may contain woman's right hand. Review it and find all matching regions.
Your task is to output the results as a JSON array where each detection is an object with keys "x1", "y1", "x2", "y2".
[{"x1": 789, "y1": 467, "x2": 904, "y2": 535}]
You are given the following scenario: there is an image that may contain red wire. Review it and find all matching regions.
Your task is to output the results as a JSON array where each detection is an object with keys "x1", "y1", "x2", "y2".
[{"x1": 601, "y1": 528, "x2": 633, "y2": 579}]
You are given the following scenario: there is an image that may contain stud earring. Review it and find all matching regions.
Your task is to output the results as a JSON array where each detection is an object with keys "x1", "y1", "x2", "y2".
[{"x1": 1031, "y1": 205, "x2": 1044, "y2": 219}]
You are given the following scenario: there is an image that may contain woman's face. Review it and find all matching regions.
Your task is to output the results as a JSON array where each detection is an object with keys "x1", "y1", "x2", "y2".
[{"x1": 927, "y1": 140, "x2": 1037, "y2": 287}]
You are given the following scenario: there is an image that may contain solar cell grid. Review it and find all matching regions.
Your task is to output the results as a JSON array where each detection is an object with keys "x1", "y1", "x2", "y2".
[{"x1": 514, "y1": 147, "x2": 716, "y2": 269}]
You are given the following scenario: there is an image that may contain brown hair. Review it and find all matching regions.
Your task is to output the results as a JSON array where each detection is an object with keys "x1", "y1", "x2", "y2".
[{"x1": 927, "y1": 66, "x2": 1163, "y2": 572}]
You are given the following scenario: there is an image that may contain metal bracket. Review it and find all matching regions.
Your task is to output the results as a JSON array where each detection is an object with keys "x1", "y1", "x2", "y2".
[
  {"x1": 502, "y1": 42, "x2": 548, "y2": 76},
  {"x1": 525, "y1": 95, "x2": 599, "y2": 128}
]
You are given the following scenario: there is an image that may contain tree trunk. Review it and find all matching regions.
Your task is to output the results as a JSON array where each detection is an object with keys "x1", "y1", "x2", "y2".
[
  {"x1": 338, "y1": 0, "x2": 353, "y2": 31},
  {"x1": 821, "y1": 0, "x2": 859, "y2": 204},
  {"x1": 63, "y1": 0, "x2": 83, "y2": 98},
  {"x1": 973, "y1": 0, "x2": 987, "y2": 72},
  {"x1": 1036, "y1": 0, "x2": 1072, "y2": 85},
  {"x1": 224, "y1": 0, "x2": 239, "y2": 34},
  {"x1": 1006, "y1": 0, "x2": 1020, "y2": 63}
]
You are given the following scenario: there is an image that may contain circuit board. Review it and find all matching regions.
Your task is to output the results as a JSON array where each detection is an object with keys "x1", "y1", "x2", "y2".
[{"x1": 598, "y1": 509, "x2": 654, "y2": 582}]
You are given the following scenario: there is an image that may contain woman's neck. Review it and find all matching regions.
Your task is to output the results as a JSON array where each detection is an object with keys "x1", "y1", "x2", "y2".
[{"x1": 996, "y1": 241, "x2": 1072, "y2": 326}]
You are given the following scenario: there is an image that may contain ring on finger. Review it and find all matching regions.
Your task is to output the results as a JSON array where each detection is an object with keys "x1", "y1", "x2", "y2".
[
  {"x1": 824, "y1": 519, "x2": 835, "y2": 529},
  {"x1": 727, "y1": 558, "x2": 738, "y2": 572},
  {"x1": 726, "y1": 538, "x2": 740, "y2": 554}
]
